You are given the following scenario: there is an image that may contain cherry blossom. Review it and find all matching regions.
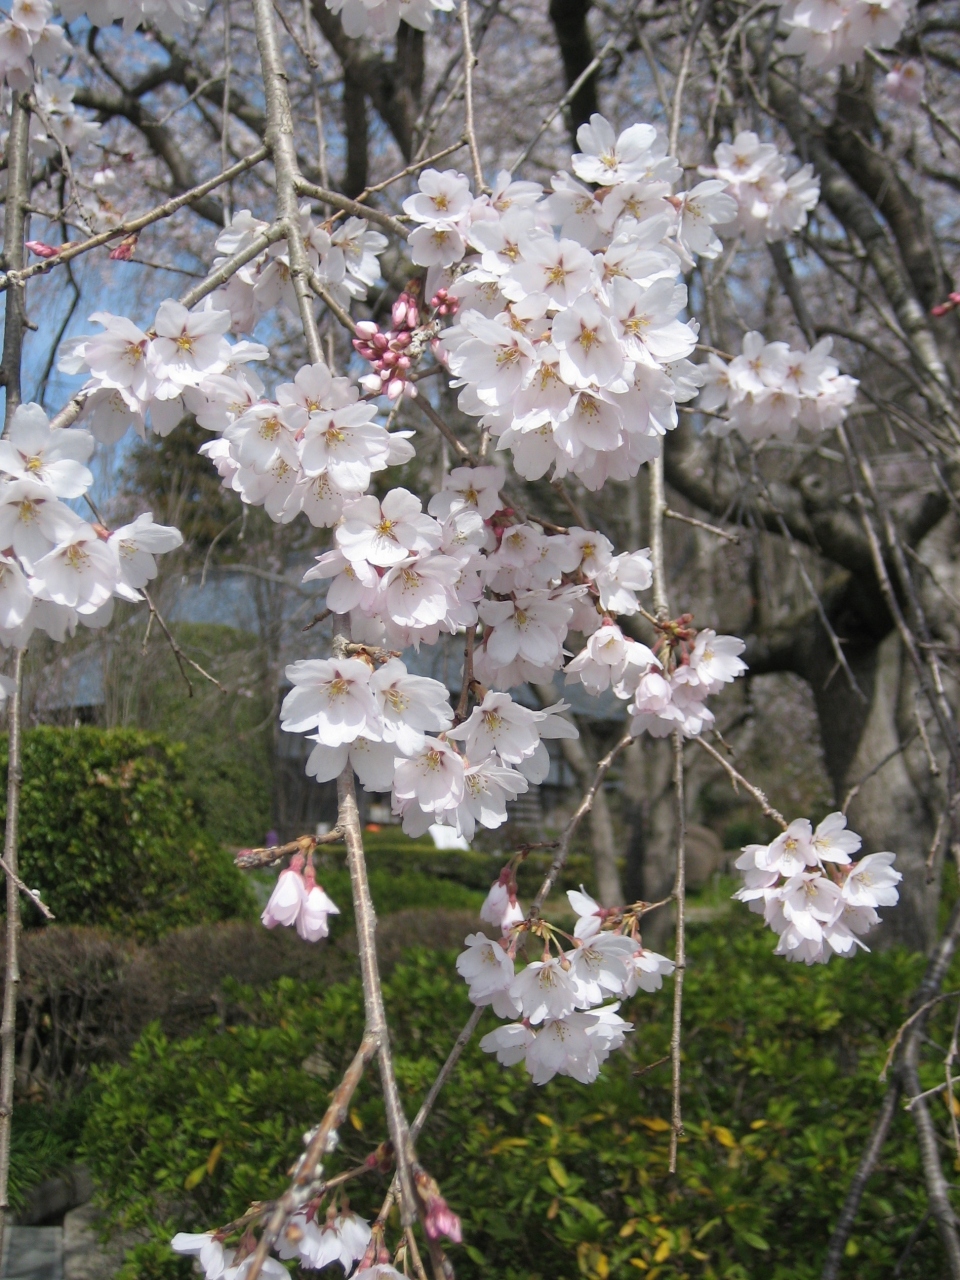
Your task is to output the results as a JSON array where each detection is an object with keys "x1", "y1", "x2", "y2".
[
  {"x1": 701, "y1": 131, "x2": 820, "y2": 244},
  {"x1": 885, "y1": 59, "x2": 925, "y2": 105},
  {"x1": 698, "y1": 332, "x2": 857, "y2": 441},
  {"x1": 479, "y1": 878, "x2": 524, "y2": 933},
  {"x1": 0, "y1": 403, "x2": 94, "y2": 497},
  {"x1": 456, "y1": 932, "x2": 520, "y2": 1017},
  {"x1": 734, "y1": 815, "x2": 901, "y2": 962},
  {"x1": 778, "y1": 0, "x2": 912, "y2": 70},
  {"x1": 280, "y1": 657, "x2": 382, "y2": 741}
]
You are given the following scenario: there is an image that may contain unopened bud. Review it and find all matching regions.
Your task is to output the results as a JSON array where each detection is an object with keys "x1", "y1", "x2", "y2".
[
  {"x1": 25, "y1": 240, "x2": 59, "y2": 259},
  {"x1": 109, "y1": 234, "x2": 138, "y2": 261}
]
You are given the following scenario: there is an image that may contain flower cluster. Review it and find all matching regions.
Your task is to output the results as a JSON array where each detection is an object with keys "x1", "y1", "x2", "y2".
[
  {"x1": 172, "y1": 1232, "x2": 288, "y2": 1280},
  {"x1": 0, "y1": 1, "x2": 70, "y2": 90},
  {"x1": 734, "y1": 812, "x2": 901, "y2": 963},
  {"x1": 565, "y1": 616, "x2": 746, "y2": 740},
  {"x1": 279, "y1": 652, "x2": 578, "y2": 839},
  {"x1": 325, "y1": 0, "x2": 452, "y2": 39},
  {"x1": 414, "y1": 114, "x2": 735, "y2": 490},
  {"x1": 61, "y1": 301, "x2": 265, "y2": 444},
  {"x1": 778, "y1": 0, "x2": 912, "y2": 71},
  {"x1": 697, "y1": 331, "x2": 858, "y2": 441},
  {"x1": 0, "y1": 403, "x2": 181, "y2": 648},
  {"x1": 700, "y1": 131, "x2": 819, "y2": 244},
  {"x1": 261, "y1": 852, "x2": 340, "y2": 942},
  {"x1": 461, "y1": 884, "x2": 673, "y2": 1085},
  {"x1": 58, "y1": 0, "x2": 202, "y2": 36},
  {"x1": 30, "y1": 79, "x2": 100, "y2": 157},
  {"x1": 276, "y1": 1209, "x2": 371, "y2": 1271},
  {"x1": 303, "y1": 459, "x2": 652, "y2": 689},
  {"x1": 211, "y1": 208, "x2": 387, "y2": 335}
]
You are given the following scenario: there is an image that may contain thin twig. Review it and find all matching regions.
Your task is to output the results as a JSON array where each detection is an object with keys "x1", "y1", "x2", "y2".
[
  {"x1": 820, "y1": 1083, "x2": 901, "y2": 1280},
  {"x1": 649, "y1": 453, "x2": 668, "y2": 619},
  {"x1": 529, "y1": 733, "x2": 633, "y2": 916},
  {"x1": 309, "y1": 270, "x2": 358, "y2": 334},
  {"x1": 695, "y1": 736, "x2": 788, "y2": 830},
  {"x1": 841, "y1": 730, "x2": 919, "y2": 814},
  {"x1": 459, "y1": 0, "x2": 485, "y2": 191},
  {"x1": 337, "y1": 765, "x2": 420, "y2": 1227},
  {"x1": 352, "y1": 139, "x2": 469, "y2": 201},
  {"x1": 751, "y1": 463, "x2": 865, "y2": 702},
  {"x1": 245, "y1": 1032, "x2": 379, "y2": 1277},
  {"x1": 294, "y1": 177, "x2": 408, "y2": 238},
  {"x1": 413, "y1": 396, "x2": 476, "y2": 462},
  {"x1": 668, "y1": 0, "x2": 713, "y2": 157},
  {"x1": 302, "y1": 608, "x2": 332, "y2": 633},
  {"x1": 142, "y1": 588, "x2": 228, "y2": 696},
  {"x1": 664, "y1": 507, "x2": 739, "y2": 543},
  {"x1": 880, "y1": 991, "x2": 960, "y2": 1082},
  {"x1": 376, "y1": 1005, "x2": 485, "y2": 1226},
  {"x1": 235, "y1": 830, "x2": 343, "y2": 869},
  {"x1": 0, "y1": 148, "x2": 269, "y2": 293},
  {"x1": 0, "y1": 651, "x2": 25, "y2": 1260},
  {"x1": 509, "y1": 13, "x2": 637, "y2": 173},
  {"x1": 668, "y1": 730, "x2": 686, "y2": 1173},
  {"x1": 0, "y1": 857, "x2": 53, "y2": 921}
]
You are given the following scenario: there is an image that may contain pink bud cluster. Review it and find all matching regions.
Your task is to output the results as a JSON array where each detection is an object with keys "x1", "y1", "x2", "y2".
[{"x1": 353, "y1": 290, "x2": 425, "y2": 401}]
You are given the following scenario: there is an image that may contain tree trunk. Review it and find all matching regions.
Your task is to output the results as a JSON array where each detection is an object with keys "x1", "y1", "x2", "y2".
[
  {"x1": 772, "y1": 615, "x2": 939, "y2": 950},
  {"x1": 830, "y1": 631, "x2": 938, "y2": 950}
]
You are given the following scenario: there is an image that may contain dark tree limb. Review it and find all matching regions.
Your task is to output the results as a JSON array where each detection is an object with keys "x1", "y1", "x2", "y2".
[
  {"x1": 343, "y1": 69, "x2": 369, "y2": 197},
  {"x1": 548, "y1": 0, "x2": 599, "y2": 141},
  {"x1": 71, "y1": 86, "x2": 227, "y2": 225}
]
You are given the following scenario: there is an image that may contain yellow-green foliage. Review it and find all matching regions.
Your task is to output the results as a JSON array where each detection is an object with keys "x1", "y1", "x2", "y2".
[{"x1": 83, "y1": 916, "x2": 942, "y2": 1280}]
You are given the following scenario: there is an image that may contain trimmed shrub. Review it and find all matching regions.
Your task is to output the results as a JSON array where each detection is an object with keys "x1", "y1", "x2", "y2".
[{"x1": 0, "y1": 728, "x2": 254, "y2": 938}]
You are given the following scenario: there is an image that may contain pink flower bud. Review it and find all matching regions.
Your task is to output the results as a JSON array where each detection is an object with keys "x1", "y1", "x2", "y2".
[
  {"x1": 425, "y1": 1201, "x2": 462, "y2": 1243},
  {"x1": 392, "y1": 296, "x2": 409, "y2": 327},
  {"x1": 396, "y1": 355, "x2": 411, "y2": 370},
  {"x1": 372, "y1": 332, "x2": 389, "y2": 352},
  {"x1": 386, "y1": 377, "x2": 406, "y2": 400},
  {"x1": 109, "y1": 234, "x2": 138, "y2": 261},
  {"x1": 355, "y1": 320, "x2": 379, "y2": 339},
  {"x1": 392, "y1": 330, "x2": 412, "y2": 349},
  {"x1": 25, "y1": 240, "x2": 59, "y2": 259},
  {"x1": 405, "y1": 304, "x2": 420, "y2": 328}
]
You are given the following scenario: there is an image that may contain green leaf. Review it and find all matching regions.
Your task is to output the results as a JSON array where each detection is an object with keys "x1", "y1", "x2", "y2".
[{"x1": 739, "y1": 1231, "x2": 770, "y2": 1251}]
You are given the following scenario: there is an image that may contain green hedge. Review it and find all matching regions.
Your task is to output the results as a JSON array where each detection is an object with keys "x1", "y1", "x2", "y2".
[
  {"x1": 81, "y1": 914, "x2": 947, "y2": 1280},
  {"x1": 309, "y1": 830, "x2": 592, "y2": 926},
  {"x1": 0, "y1": 728, "x2": 255, "y2": 938}
]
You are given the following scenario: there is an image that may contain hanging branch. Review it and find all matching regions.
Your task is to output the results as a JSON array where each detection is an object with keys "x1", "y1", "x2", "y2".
[
  {"x1": 667, "y1": 729, "x2": 686, "y2": 1173},
  {"x1": 0, "y1": 651, "x2": 25, "y2": 1263},
  {"x1": 528, "y1": 731, "x2": 633, "y2": 916},
  {"x1": 695, "y1": 735, "x2": 788, "y2": 829},
  {"x1": 0, "y1": 97, "x2": 31, "y2": 416},
  {"x1": 0, "y1": 147, "x2": 269, "y2": 293},
  {"x1": 459, "y1": 0, "x2": 485, "y2": 192}
]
